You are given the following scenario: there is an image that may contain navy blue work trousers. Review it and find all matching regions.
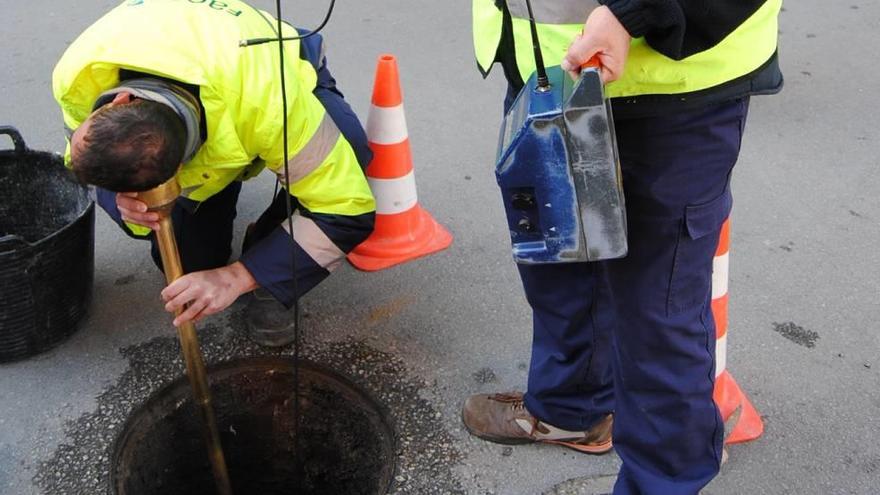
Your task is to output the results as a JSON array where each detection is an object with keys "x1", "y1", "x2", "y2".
[{"x1": 503, "y1": 87, "x2": 749, "y2": 494}]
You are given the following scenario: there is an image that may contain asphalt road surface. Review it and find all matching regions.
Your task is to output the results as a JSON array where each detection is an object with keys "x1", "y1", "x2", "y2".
[{"x1": 1, "y1": 1, "x2": 878, "y2": 494}]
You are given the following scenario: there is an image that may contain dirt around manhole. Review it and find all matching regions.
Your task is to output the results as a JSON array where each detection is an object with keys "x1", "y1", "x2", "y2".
[
  {"x1": 112, "y1": 358, "x2": 395, "y2": 495},
  {"x1": 35, "y1": 311, "x2": 464, "y2": 494}
]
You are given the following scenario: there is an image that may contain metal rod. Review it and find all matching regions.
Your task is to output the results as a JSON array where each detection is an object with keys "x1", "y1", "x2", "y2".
[{"x1": 140, "y1": 178, "x2": 233, "y2": 495}]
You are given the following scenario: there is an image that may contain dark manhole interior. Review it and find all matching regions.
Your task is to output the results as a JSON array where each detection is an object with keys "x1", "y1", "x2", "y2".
[{"x1": 111, "y1": 357, "x2": 396, "y2": 495}]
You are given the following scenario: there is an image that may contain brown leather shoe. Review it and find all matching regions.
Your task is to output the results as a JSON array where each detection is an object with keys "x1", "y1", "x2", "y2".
[{"x1": 461, "y1": 392, "x2": 613, "y2": 454}]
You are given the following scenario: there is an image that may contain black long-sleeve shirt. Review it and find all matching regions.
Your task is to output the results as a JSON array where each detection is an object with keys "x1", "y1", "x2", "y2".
[{"x1": 601, "y1": 0, "x2": 768, "y2": 60}]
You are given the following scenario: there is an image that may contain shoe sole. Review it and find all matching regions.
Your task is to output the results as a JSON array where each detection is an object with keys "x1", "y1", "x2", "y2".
[
  {"x1": 461, "y1": 410, "x2": 613, "y2": 454},
  {"x1": 543, "y1": 437, "x2": 613, "y2": 455}
]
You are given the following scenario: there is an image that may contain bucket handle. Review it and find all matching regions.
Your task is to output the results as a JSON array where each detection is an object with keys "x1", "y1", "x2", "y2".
[
  {"x1": 0, "y1": 126, "x2": 28, "y2": 153},
  {"x1": 0, "y1": 234, "x2": 29, "y2": 253}
]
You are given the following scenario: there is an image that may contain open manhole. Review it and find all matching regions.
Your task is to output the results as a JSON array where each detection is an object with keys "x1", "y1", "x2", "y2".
[{"x1": 110, "y1": 357, "x2": 396, "y2": 495}]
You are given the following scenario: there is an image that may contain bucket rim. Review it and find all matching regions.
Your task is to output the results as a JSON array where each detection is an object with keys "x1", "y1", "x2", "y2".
[
  {"x1": 0, "y1": 201, "x2": 94, "y2": 255},
  {"x1": 0, "y1": 147, "x2": 94, "y2": 253}
]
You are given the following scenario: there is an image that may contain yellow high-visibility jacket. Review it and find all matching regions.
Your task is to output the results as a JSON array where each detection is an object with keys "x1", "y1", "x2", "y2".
[{"x1": 53, "y1": 0, "x2": 375, "y2": 236}]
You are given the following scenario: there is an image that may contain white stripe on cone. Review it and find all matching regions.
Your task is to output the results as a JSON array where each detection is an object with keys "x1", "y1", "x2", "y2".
[
  {"x1": 366, "y1": 105, "x2": 409, "y2": 145},
  {"x1": 368, "y1": 171, "x2": 418, "y2": 215},
  {"x1": 712, "y1": 252, "x2": 729, "y2": 300},
  {"x1": 715, "y1": 333, "x2": 728, "y2": 377}
]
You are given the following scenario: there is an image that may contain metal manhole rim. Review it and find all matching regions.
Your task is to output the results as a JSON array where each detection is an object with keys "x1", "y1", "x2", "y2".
[{"x1": 107, "y1": 355, "x2": 399, "y2": 495}]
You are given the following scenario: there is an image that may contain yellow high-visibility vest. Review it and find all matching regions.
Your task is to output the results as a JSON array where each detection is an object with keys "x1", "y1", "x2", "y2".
[{"x1": 473, "y1": 0, "x2": 781, "y2": 98}]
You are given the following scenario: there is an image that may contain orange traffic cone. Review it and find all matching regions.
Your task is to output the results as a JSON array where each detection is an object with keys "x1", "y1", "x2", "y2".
[
  {"x1": 712, "y1": 219, "x2": 765, "y2": 444},
  {"x1": 348, "y1": 55, "x2": 453, "y2": 271}
]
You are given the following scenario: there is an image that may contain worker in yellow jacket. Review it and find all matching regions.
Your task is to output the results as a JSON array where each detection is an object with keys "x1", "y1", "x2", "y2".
[{"x1": 53, "y1": 0, "x2": 375, "y2": 345}]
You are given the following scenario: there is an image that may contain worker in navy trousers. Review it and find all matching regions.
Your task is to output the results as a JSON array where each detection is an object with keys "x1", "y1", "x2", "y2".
[{"x1": 465, "y1": 1, "x2": 783, "y2": 493}]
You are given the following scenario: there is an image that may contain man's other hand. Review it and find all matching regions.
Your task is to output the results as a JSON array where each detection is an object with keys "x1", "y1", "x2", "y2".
[
  {"x1": 117, "y1": 192, "x2": 160, "y2": 231},
  {"x1": 561, "y1": 6, "x2": 632, "y2": 84},
  {"x1": 161, "y1": 262, "x2": 259, "y2": 327}
]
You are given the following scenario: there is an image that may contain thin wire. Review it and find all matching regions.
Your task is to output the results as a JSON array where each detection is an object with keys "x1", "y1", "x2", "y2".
[
  {"x1": 237, "y1": 11, "x2": 280, "y2": 204},
  {"x1": 524, "y1": 0, "x2": 550, "y2": 90},
  {"x1": 241, "y1": 0, "x2": 336, "y2": 47},
  {"x1": 241, "y1": 2, "x2": 338, "y2": 484},
  {"x1": 272, "y1": 0, "x2": 302, "y2": 487}
]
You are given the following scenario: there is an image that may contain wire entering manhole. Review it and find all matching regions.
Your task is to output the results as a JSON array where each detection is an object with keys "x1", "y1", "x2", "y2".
[{"x1": 110, "y1": 357, "x2": 396, "y2": 495}]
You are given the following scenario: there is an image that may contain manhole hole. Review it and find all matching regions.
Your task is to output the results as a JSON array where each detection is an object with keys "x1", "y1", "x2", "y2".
[{"x1": 110, "y1": 357, "x2": 396, "y2": 495}]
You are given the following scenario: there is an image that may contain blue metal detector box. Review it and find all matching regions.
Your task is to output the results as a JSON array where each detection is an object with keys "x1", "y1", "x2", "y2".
[{"x1": 496, "y1": 65, "x2": 627, "y2": 264}]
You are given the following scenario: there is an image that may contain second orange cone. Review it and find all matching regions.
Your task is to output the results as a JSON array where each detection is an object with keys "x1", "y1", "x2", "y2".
[{"x1": 348, "y1": 55, "x2": 453, "y2": 271}]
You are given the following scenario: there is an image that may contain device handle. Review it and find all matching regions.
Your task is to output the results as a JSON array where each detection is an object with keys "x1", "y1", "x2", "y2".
[{"x1": 581, "y1": 55, "x2": 601, "y2": 70}]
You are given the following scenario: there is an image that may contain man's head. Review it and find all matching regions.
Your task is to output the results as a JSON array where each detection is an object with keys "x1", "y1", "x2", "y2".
[{"x1": 70, "y1": 92, "x2": 186, "y2": 192}]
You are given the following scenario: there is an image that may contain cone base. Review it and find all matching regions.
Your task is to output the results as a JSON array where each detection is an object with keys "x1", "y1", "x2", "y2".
[
  {"x1": 715, "y1": 370, "x2": 765, "y2": 445},
  {"x1": 348, "y1": 206, "x2": 452, "y2": 272}
]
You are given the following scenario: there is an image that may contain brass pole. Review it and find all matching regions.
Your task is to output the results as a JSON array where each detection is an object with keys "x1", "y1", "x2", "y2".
[{"x1": 139, "y1": 177, "x2": 233, "y2": 495}]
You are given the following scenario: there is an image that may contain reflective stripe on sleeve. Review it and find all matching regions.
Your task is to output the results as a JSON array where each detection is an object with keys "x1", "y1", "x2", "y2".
[
  {"x1": 274, "y1": 112, "x2": 342, "y2": 185},
  {"x1": 281, "y1": 213, "x2": 346, "y2": 272}
]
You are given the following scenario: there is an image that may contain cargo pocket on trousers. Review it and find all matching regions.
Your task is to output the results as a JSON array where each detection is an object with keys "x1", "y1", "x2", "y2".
[{"x1": 667, "y1": 188, "x2": 732, "y2": 316}]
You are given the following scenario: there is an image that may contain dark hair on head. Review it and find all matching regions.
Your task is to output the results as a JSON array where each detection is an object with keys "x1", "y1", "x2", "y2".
[{"x1": 72, "y1": 99, "x2": 185, "y2": 192}]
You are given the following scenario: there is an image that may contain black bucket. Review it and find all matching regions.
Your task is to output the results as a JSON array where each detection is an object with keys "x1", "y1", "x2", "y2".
[{"x1": 0, "y1": 126, "x2": 95, "y2": 363}]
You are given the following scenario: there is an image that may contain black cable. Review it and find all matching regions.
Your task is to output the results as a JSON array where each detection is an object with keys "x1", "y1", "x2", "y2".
[
  {"x1": 243, "y1": 0, "x2": 341, "y2": 486},
  {"x1": 239, "y1": 1, "x2": 337, "y2": 483},
  {"x1": 244, "y1": 1, "x2": 290, "y2": 225},
  {"x1": 271, "y1": 1, "x2": 303, "y2": 487},
  {"x1": 524, "y1": 0, "x2": 550, "y2": 90},
  {"x1": 241, "y1": 0, "x2": 336, "y2": 47}
]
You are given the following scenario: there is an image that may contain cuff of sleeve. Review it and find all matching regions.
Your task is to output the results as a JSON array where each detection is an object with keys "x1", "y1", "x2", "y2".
[
  {"x1": 239, "y1": 226, "x2": 295, "y2": 308},
  {"x1": 600, "y1": 0, "x2": 650, "y2": 38}
]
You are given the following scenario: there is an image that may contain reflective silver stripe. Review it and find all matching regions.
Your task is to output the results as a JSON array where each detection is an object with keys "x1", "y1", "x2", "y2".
[
  {"x1": 281, "y1": 213, "x2": 346, "y2": 272},
  {"x1": 506, "y1": 0, "x2": 598, "y2": 25},
  {"x1": 275, "y1": 112, "x2": 341, "y2": 185}
]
